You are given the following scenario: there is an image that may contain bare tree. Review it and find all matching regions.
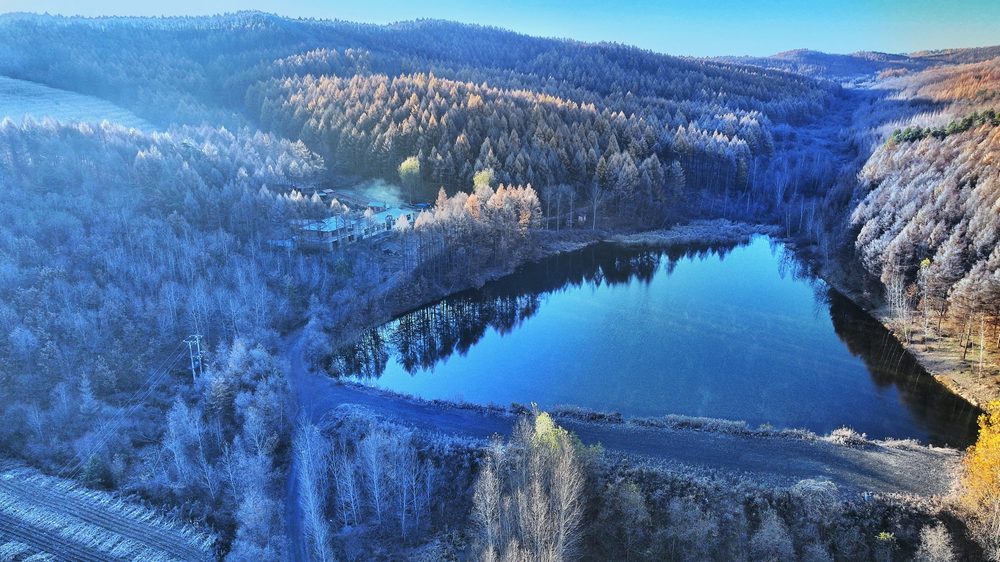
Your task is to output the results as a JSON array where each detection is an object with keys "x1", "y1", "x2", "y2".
[
  {"x1": 333, "y1": 453, "x2": 361, "y2": 527},
  {"x1": 885, "y1": 273, "x2": 912, "y2": 342},
  {"x1": 549, "y1": 432, "x2": 585, "y2": 559},
  {"x1": 914, "y1": 523, "x2": 957, "y2": 562},
  {"x1": 358, "y1": 430, "x2": 390, "y2": 527},
  {"x1": 294, "y1": 422, "x2": 333, "y2": 562},
  {"x1": 471, "y1": 410, "x2": 589, "y2": 562},
  {"x1": 473, "y1": 438, "x2": 506, "y2": 554}
]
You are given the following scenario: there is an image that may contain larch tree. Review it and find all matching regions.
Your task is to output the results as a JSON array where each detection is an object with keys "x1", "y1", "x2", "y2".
[
  {"x1": 399, "y1": 155, "x2": 421, "y2": 204},
  {"x1": 960, "y1": 401, "x2": 1000, "y2": 560}
]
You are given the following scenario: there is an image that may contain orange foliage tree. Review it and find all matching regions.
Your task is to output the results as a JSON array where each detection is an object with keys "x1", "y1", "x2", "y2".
[{"x1": 961, "y1": 400, "x2": 1000, "y2": 559}]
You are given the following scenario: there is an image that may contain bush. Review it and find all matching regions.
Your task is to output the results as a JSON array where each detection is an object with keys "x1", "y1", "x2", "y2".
[{"x1": 825, "y1": 427, "x2": 872, "y2": 449}]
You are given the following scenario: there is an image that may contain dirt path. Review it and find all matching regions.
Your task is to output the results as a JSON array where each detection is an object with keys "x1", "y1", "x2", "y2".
[{"x1": 282, "y1": 449, "x2": 307, "y2": 562}]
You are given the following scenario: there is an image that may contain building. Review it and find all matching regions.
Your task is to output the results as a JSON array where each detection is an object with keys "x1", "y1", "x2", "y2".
[{"x1": 295, "y1": 207, "x2": 415, "y2": 250}]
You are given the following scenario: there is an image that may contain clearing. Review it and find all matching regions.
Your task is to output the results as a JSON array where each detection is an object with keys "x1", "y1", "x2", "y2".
[{"x1": 0, "y1": 76, "x2": 152, "y2": 130}]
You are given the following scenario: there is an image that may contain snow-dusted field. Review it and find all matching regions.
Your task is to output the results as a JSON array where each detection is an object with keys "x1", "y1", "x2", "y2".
[
  {"x1": 0, "y1": 462, "x2": 214, "y2": 561},
  {"x1": 0, "y1": 76, "x2": 153, "y2": 130}
]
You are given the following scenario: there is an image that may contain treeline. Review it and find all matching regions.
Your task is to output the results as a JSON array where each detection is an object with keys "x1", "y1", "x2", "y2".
[
  {"x1": 890, "y1": 109, "x2": 1000, "y2": 143},
  {"x1": 402, "y1": 171, "x2": 543, "y2": 276},
  {"x1": 291, "y1": 410, "x2": 479, "y2": 561}
]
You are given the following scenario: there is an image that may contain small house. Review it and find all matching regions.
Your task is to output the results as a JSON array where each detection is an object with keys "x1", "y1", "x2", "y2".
[{"x1": 296, "y1": 215, "x2": 358, "y2": 249}]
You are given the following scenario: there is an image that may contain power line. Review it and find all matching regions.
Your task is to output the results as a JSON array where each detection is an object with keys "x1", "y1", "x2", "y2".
[
  {"x1": 62, "y1": 348, "x2": 187, "y2": 481},
  {"x1": 56, "y1": 345, "x2": 185, "y2": 480}
]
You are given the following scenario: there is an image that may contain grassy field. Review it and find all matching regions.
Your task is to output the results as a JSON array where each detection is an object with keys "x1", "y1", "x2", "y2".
[{"x1": 0, "y1": 76, "x2": 152, "y2": 130}]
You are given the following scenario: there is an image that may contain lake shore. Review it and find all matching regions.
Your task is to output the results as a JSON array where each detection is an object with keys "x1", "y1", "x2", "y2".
[
  {"x1": 317, "y1": 218, "x2": 775, "y2": 361},
  {"x1": 606, "y1": 219, "x2": 781, "y2": 248},
  {"x1": 379, "y1": 218, "x2": 776, "y2": 318},
  {"x1": 813, "y1": 254, "x2": 997, "y2": 411},
  {"x1": 291, "y1": 336, "x2": 961, "y2": 498},
  {"x1": 318, "y1": 216, "x2": 988, "y2": 432}
]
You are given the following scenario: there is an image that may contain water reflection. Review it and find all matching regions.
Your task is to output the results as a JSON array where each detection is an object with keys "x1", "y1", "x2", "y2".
[
  {"x1": 329, "y1": 243, "x2": 737, "y2": 378},
  {"x1": 324, "y1": 238, "x2": 980, "y2": 447},
  {"x1": 827, "y1": 292, "x2": 981, "y2": 446}
]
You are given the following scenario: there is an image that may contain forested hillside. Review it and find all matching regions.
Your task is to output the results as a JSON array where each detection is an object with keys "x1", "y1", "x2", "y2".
[
  {"x1": 0, "y1": 119, "x2": 340, "y2": 555},
  {"x1": 850, "y1": 58, "x2": 1000, "y2": 350},
  {"x1": 0, "y1": 12, "x2": 838, "y2": 223}
]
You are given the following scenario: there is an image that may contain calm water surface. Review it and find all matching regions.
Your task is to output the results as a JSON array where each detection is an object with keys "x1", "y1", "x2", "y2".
[{"x1": 330, "y1": 236, "x2": 980, "y2": 446}]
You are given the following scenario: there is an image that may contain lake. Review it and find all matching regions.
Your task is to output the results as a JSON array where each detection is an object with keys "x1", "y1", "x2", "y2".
[{"x1": 329, "y1": 236, "x2": 980, "y2": 447}]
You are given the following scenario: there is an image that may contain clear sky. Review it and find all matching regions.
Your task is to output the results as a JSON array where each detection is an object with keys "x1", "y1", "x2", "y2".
[{"x1": 2, "y1": 0, "x2": 999, "y2": 57}]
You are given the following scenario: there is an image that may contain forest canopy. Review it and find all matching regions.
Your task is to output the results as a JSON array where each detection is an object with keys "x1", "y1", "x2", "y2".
[{"x1": 0, "y1": 11, "x2": 838, "y2": 219}]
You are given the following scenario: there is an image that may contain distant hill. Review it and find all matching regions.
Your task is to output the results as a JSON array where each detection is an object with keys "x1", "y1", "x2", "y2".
[
  {"x1": 910, "y1": 45, "x2": 1000, "y2": 65},
  {"x1": 0, "y1": 11, "x2": 838, "y2": 203},
  {"x1": 717, "y1": 46, "x2": 1000, "y2": 84}
]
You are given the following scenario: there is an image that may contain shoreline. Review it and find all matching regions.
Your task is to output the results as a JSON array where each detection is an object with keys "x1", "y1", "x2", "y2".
[
  {"x1": 331, "y1": 376, "x2": 942, "y2": 452},
  {"x1": 297, "y1": 361, "x2": 960, "y2": 498},
  {"x1": 317, "y1": 218, "x2": 982, "y2": 444},
  {"x1": 811, "y1": 255, "x2": 995, "y2": 412},
  {"x1": 311, "y1": 218, "x2": 983, "y2": 448},
  {"x1": 588, "y1": 223, "x2": 989, "y2": 424},
  {"x1": 370, "y1": 219, "x2": 771, "y2": 326}
]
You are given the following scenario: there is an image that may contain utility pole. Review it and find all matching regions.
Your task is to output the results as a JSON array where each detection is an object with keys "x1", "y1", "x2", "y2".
[{"x1": 184, "y1": 334, "x2": 204, "y2": 383}]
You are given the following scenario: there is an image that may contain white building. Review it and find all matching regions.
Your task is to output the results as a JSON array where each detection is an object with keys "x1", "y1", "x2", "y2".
[{"x1": 296, "y1": 206, "x2": 414, "y2": 250}]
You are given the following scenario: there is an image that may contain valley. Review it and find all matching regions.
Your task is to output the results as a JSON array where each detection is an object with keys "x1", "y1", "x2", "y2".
[{"x1": 0, "y1": 10, "x2": 997, "y2": 561}]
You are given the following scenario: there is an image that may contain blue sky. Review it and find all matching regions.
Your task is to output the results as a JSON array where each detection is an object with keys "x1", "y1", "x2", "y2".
[{"x1": 3, "y1": 0, "x2": 999, "y2": 57}]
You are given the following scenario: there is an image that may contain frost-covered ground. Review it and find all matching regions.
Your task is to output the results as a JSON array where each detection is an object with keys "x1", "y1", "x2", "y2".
[
  {"x1": 0, "y1": 462, "x2": 213, "y2": 561},
  {"x1": 0, "y1": 76, "x2": 153, "y2": 130}
]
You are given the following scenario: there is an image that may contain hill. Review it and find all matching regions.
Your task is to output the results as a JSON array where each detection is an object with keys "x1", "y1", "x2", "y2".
[
  {"x1": 718, "y1": 46, "x2": 1000, "y2": 85},
  {"x1": 0, "y1": 12, "x2": 837, "y2": 213}
]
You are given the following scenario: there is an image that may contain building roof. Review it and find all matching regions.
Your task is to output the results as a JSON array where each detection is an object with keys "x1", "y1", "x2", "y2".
[
  {"x1": 300, "y1": 215, "x2": 352, "y2": 233},
  {"x1": 299, "y1": 207, "x2": 413, "y2": 233},
  {"x1": 372, "y1": 207, "x2": 411, "y2": 224}
]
